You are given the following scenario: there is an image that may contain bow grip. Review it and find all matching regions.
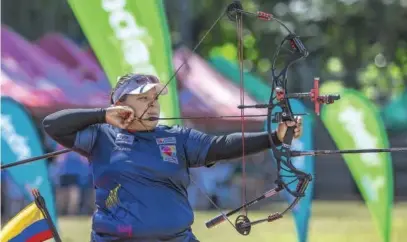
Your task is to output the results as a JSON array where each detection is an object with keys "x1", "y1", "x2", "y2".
[
  {"x1": 283, "y1": 126, "x2": 295, "y2": 147},
  {"x1": 205, "y1": 214, "x2": 226, "y2": 228}
]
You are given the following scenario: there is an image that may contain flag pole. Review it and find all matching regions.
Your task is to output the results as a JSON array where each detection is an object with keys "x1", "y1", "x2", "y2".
[{"x1": 32, "y1": 189, "x2": 62, "y2": 242}]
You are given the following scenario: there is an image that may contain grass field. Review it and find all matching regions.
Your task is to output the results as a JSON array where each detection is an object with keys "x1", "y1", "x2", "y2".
[{"x1": 58, "y1": 201, "x2": 407, "y2": 242}]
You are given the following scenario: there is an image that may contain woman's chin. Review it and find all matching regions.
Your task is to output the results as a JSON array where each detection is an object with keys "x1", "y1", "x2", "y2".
[{"x1": 141, "y1": 119, "x2": 159, "y2": 130}]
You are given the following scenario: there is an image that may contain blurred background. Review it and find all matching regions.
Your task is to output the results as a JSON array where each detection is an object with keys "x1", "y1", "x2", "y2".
[{"x1": 1, "y1": 0, "x2": 407, "y2": 241}]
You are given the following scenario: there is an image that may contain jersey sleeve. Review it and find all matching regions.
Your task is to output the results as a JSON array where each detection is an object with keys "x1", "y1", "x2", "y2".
[
  {"x1": 183, "y1": 128, "x2": 216, "y2": 167},
  {"x1": 73, "y1": 124, "x2": 99, "y2": 156}
]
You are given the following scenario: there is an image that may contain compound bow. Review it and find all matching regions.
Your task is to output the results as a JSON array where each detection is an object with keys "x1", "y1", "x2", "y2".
[
  {"x1": 2, "y1": 0, "x2": 407, "y2": 238},
  {"x1": 201, "y1": 1, "x2": 338, "y2": 235}
]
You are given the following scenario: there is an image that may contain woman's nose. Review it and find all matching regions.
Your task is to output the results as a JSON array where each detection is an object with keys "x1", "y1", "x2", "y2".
[{"x1": 149, "y1": 98, "x2": 158, "y2": 107}]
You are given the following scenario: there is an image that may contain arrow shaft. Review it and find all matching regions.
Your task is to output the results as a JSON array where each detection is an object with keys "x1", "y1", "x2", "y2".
[
  {"x1": 146, "y1": 114, "x2": 268, "y2": 121},
  {"x1": 2, "y1": 146, "x2": 406, "y2": 170},
  {"x1": 1, "y1": 148, "x2": 71, "y2": 170},
  {"x1": 144, "y1": 113, "x2": 308, "y2": 121},
  {"x1": 291, "y1": 147, "x2": 407, "y2": 157}
]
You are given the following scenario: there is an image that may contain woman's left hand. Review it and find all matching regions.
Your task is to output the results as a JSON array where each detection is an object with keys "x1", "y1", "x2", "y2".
[{"x1": 276, "y1": 116, "x2": 303, "y2": 143}]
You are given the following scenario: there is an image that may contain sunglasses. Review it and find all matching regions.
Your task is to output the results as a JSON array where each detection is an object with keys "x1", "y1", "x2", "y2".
[{"x1": 130, "y1": 75, "x2": 160, "y2": 85}]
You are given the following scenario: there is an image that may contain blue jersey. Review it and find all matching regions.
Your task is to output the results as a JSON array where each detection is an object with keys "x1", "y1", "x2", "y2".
[{"x1": 73, "y1": 124, "x2": 215, "y2": 241}]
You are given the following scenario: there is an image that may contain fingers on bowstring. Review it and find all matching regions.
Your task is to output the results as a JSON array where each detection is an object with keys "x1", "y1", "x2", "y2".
[
  {"x1": 126, "y1": 111, "x2": 135, "y2": 123},
  {"x1": 120, "y1": 110, "x2": 135, "y2": 128},
  {"x1": 117, "y1": 119, "x2": 128, "y2": 129},
  {"x1": 119, "y1": 113, "x2": 132, "y2": 123},
  {"x1": 123, "y1": 117, "x2": 134, "y2": 128}
]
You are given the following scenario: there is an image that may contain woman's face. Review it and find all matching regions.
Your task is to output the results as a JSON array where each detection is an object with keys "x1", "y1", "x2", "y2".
[{"x1": 119, "y1": 87, "x2": 161, "y2": 130}]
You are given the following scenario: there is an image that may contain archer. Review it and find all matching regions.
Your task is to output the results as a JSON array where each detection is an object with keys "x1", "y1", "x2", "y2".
[{"x1": 42, "y1": 73, "x2": 303, "y2": 241}]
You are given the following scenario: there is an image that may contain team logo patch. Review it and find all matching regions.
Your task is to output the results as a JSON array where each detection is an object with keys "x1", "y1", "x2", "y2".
[
  {"x1": 159, "y1": 145, "x2": 178, "y2": 164},
  {"x1": 156, "y1": 137, "x2": 176, "y2": 145},
  {"x1": 115, "y1": 133, "x2": 134, "y2": 145},
  {"x1": 113, "y1": 147, "x2": 131, "y2": 152}
]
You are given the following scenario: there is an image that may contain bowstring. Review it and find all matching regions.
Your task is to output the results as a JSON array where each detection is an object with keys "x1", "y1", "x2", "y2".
[
  {"x1": 137, "y1": 6, "x2": 240, "y2": 229},
  {"x1": 236, "y1": 10, "x2": 248, "y2": 218},
  {"x1": 138, "y1": 11, "x2": 227, "y2": 121},
  {"x1": 121, "y1": 8, "x2": 239, "y2": 228},
  {"x1": 188, "y1": 175, "x2": 238, "y2": 230}
]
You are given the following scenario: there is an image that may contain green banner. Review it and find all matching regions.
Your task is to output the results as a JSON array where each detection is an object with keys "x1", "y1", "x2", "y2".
[
  {"x1": 321, "y1": 87, "x2": 393, "y2": 242},
  {"x1": 68, "y1": 0, "x2": 181, "y2": 125}
]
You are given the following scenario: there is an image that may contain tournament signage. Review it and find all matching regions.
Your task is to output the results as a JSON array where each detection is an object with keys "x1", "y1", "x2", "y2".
[{"x1": 1, "y1": 97, "x2": 57, "y2": 226}]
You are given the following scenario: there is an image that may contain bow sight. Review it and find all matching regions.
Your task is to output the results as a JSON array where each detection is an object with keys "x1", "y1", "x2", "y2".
[{"x1": 239, "y1": 78, "x2": 341, "y2": 120}]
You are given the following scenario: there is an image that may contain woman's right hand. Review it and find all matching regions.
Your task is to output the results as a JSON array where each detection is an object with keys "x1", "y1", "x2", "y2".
[{"x1": 105, "y1": 106, "x2": 135, "y2": 129}]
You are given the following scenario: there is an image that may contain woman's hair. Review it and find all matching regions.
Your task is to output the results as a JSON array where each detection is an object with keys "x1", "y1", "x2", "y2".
[{"x1": 109, "y1": 73, "x2": 134, "y2": 104}]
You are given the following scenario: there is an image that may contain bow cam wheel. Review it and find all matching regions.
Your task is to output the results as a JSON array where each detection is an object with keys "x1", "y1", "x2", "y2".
[
  {"x1": 235, "y1": 215, "x2": 251, "y2": 235},
  {"x1": 226, "y1": 1, "x2": 243, "y2": 21}
]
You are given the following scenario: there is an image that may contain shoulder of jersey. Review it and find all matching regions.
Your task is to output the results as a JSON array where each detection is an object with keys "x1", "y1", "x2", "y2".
[
  {"x1": 98, "y1": 124, "x2": 187, "y2": 133},
  {"x1": 99, "y1": 123, "x2": 120, "y2": 132},
  {"x1": 157, "y1": 124, "x2": 190, "y2": 133},
  {"x1": 157, "y1": 124, "x2": 180, "y2": 130}
]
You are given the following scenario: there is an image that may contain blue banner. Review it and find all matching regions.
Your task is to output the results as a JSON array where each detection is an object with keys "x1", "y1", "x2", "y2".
[
  {"x1": 265, "y1": 99, "x2": 314, "y2": 242},
  {"x1": 0, "y1": 97, "x2": 57, "y2": 226}
]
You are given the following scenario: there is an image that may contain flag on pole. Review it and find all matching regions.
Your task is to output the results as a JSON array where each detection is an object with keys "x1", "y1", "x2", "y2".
[{"x1": 0, "y1": 189, "x2": 61, "y2": 242}]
